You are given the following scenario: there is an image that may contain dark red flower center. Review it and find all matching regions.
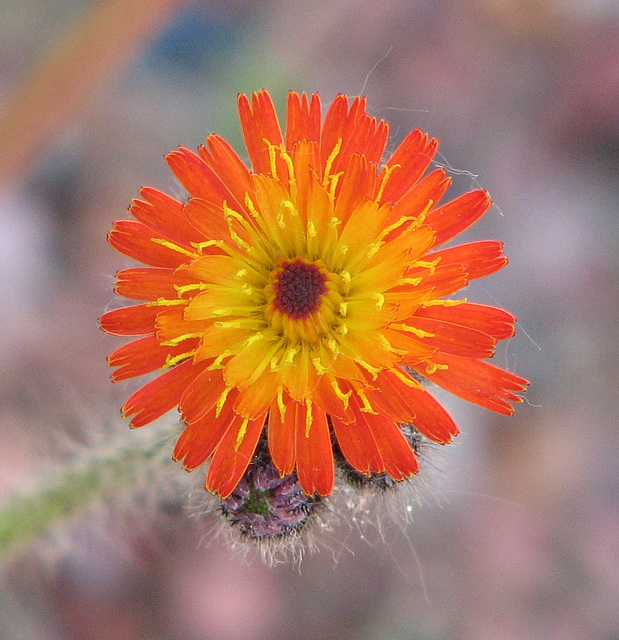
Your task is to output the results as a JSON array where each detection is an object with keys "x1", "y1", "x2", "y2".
[{"x1": 273, "y1": 259, "x2": 327, "y2": 319}]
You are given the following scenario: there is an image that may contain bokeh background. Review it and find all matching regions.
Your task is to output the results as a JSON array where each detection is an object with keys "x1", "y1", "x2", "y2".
[{"x1": 0, "y1": 1, "x2": 617, "y2": 639}]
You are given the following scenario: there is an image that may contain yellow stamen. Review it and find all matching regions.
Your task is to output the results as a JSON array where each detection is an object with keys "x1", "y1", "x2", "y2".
[
  {"x1": 377, "y1": 215, "x2": 417, "y2": 241},
  {"x1": 235, "y1": 418, "x2": 249, "y2": 450},
  {"x1": 312, "y1": 356, "x2": 330, "y2": 376},
  {"x1": 150, "y1": 238, "x2": 199, "y2": 259},
  {"x1": 279, "y1": 148, "x2": 297, "y2": 198},
  {"x1": 164, "y1": 350, "x2": 196, "y2": 369},
  {"x1": 243, "y1": 332, "x2": 263, "y2": 347},
  {"x1": 339, "y1": 302, "x2": 348, "y2": 317},
  {"x1": 411, "y1": 199, "x2": 434, "y2": 229},
  {"x1": 307, "y1": 221, "x2": 317, "y2": 237},
  {"x1": 366, "y1": 242, "x2": 382, "y2": 259},
  {"x1": 355, "y1": 358, "x2": 380, "y2": 379},
  {"x1": 400, "y1": 277, "x2": 423, "y2": 286},
  {"x1": 392, "y1": 368, "x2": 423, "y2": 389},
  {"x1": 283, "y1": 345, "x2": 300, "y2": 365},
  {"x1": 331, "y1": 379, "x2": 352, "y2": 409},
  {"x1": 327, "y1": 338, "x2": 339, "y2": 355},
  {"x1": 421, "y1": 298, "x2": 466, "y2": 307},
  {"x1": 322, "y1": 138, "x2": 342, "y2": 187},
  {"x1": 174, "y1": 283, "x2": 208, "y2": 296},
  {"x1": 244, "y1": 194, "x2": 260, "y2": 218},
  {"x1": 371, "y1": 293, "x2": 385, "y2": 310},
  {"x1": 304, "y1": 398, "x2": 313, "y2": 437},
  {"x1": 378, "y1": 333, "x2": 406, "y2": 355},
  {"x1": 264, "y1": 138, "x2": 279, "y2": 180},
  {"x1": 272, "y1": 388, "x2": 285, "y2": 422},
  {"x1": 208, "y1": 350, "x2": 231, "y2": 369},
  {"x1": 391, "y1": 323, "x2": 434, "y2": 338},
  {"x1": 414, "y1": 257, "x2": 441, "y2": 274},
  {"x1": 216, "y1": 386, "x2": 233, "y2": 417},
  {"x1": 211, "y1": 308, "x2": 232, "y2": 317},
  {"x1": 214, "y1": 320, "x2": 242, "y2": 329},
  {"x1": 161, "y1": 332, "x2": 203, "y2": 347},
  {"x1": 424, "y1": 360, "x2": 449, "y2": 375},
  {"x1": 148, "y1": 298, "x2": 186, "y2": 307},
  {"x1": 327, "y1": 172, "x2": 343, "y2": 202},
  {"x1": 374, "y1": 163, "x2": 401, "y2": 204},
  {"x1": 191, "y1": 240, "x2": 225, "y2": 253},
  {"x1": 357, "y1": 388, "x2": 378, "y2": 414}
]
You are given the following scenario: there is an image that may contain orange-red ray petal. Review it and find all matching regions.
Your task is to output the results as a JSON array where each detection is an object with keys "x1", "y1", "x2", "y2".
[
  {"x1": 405, "y1": 316, "x2": 497, "y2": 358},
  {"x1": 296, "y1": 403, "x2": 334, "y2": 496},
  {"x1": 286, "y1": 91, "x2": 322, "y2": 149},
  {"x1": 331, "y1": 402, "x2": 383, "y2": 474},
  {"x1": 415, "y1": 302, "x2": 516, "y2": 340},
  {"x1": 198, "y1": 134, "x2": 254, "y2": 208},
  {"x1": 267, "y1": 396, "x2": 296, "y2": 476},
  {"x1": 425, "y1": 189, "x2": 492, "y2": 247},
  {"x1": 363, "y1": 412, "x2": 419, "y2": 480},
  {"x1": 178, "y1": 367, "x2": 229, "y2": 424},
  {"x1": 206, "y1": 411, "x2": 268, "y2": 498},
  {"x1": 130, "y1": 187, "x2": 205, "y2": 245},
  {"x1": 238, "y1": 91, "x2": 287, "y2": 178},
  {"x1": 380, "y1": 130, "x2": 438, "y2": 205},
  {"x1": 426, "y1": 240, "x2": 507, "y2": 281},
  {"x1": 122, "y1": 360, "x2": 205, "y2": 428},
  {"x1": 421, "y1": 354, "x2": 529, "y2": 415},
  {"x1": 100, "y1": 304, "x2": 158, "y2": 336},
  {"x1": 108, "y1": 335, "x2": 198, "y2": 382},
  {"x1": 182, "y1": 198, "x2": 233, "y2": 247},
  {"x1": 114, "y1": 267, "x2": 195, "y2": 301},
  {"x1": 166, "y1": 146, "x2": 237, "y2": 206},
  {"x1": 173, "y1": 399, "x2": 237, "y2": 470},
  {"x1": 109, "y1": 220, "x2": 194, "y2": 269},
  {"x1": 365, "y1": 369, "x2": 459, "y2": 444}
]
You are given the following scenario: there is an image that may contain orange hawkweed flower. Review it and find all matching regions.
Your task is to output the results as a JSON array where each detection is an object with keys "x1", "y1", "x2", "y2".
[{"x1": 101, "y1": 90, "x2": 528, "y2": 500}]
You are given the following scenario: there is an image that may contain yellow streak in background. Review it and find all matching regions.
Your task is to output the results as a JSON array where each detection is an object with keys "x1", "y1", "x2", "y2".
[{"x1": 0, "y1": 0, "x2": 182, "y2": 189}]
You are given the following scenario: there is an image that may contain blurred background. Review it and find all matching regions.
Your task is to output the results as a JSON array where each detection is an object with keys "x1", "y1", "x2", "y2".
[{"x1": 0, "y1": 0, "x2": 617, "y2": 638}]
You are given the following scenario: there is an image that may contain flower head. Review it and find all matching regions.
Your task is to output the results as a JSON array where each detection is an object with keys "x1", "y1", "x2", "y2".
[{"x1": 101, "y1": 90, "x2": 528, "y2": 501}]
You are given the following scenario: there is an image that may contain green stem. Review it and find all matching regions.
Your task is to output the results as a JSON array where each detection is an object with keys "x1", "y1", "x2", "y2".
[{"x1": 0, "y1": 429, "x2": 175, "y2": 557}]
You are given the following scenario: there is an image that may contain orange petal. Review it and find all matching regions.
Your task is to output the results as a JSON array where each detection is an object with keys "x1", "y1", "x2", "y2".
[
  {"x1": 114, "y1": 267, "x2": 195, "y2": 301},
  {"x1": 365, "y1": 369, "x2": 459, "y2": 444},
  {"x1": 165, "y1": 146, "x2": 234, "y2": 205},
  {"x1": 425, "y1": 189, "x2": 492, "y2": 246},
  {"x1": 420, "y1": 354, "x2": 529, "y2": 415},
  {"x1": 286, "y1": 91, "x2": 322, "y2": 149},
  {"x1": 178, "y1": 367, "x2": 229, "y2": 424},
  {"x1": 426, "y1": 240, "x2": 507, "y2": 281},
  {"x1": 122, "y1": 360, "x2": 203, "y2": 428},
  {"x1": 109, "y1": 220, "x2": 193, "y2": 269},
  {"x1": 331, "y1": 402, "x2": 383, "y2": 474},
  {"x1": 379, "y1": 130, "x2": 439, "y2": 205},
  {"x1": 267, "y1": 394, "x2": 296, "y2": 476},
  {"x1": 415, "y1": 302, "x2": 516, "y2": 341},
  {"x1": 198, "y1": 134, "x2": 254, "y2": 209},
  {"x1": 130, "y1": 187, "x2": 205, "y2": 244},
  {"x1": 296, "y1": 403, "x2": 334, "y2": 496},
  {"x1": 100, "y1": 304, "x2": 158, "y2": 336},
  {"x1": 404, "y1": 316, "x2": 497, "y2": 358},
  {"x1": 109, "y1": 335, "x2": 199, "y2": 382},
  {"x1": 238, "y1": 90, "x2": 286, "y2": 178},
  {"x1": 173, "y1": 399, "x2": 237, "y2": 470},
  {"x1": 206, "y1": 411, "x2": 267, "y2": 498},
  {"x1": 363, "y1": 412, "x2": 419, "y2": 480},
  {"x1": 387, "y1": 168, "x2": 451, "y2": 231}
]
